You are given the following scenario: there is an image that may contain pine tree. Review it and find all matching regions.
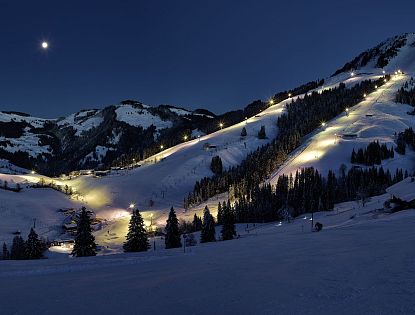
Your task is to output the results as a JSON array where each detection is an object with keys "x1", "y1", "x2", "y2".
[
  {"x1": 192, "y1": 214, "x2": 202, "y2": 231},
  {"x1": 210, "y1": 156, "x2": 223, "y2": 175},
  {"x1": 165, "y1": 207, "x2": 182, "y2": 249},
  {"x1": 240, "y1": 127, "x2": 247, "y2": 137},
  {"x1": 10, "y1": 235, "x2": 26, "y2": 260},
  {"x1": 72, "y1": 207, "x2": 97, "y2": 257},
  {"x1": 258, "y1": 126, "x2": 266, "y2": 139},
  {"x1": 200, "y1": 206, "x2": 216, "y2": 243},
  {"x1": 123, "y1": 209, "x2": 149, "y2": 252},
  {"x1": 221, "y1": 204, "x2": 236, "y2": 240},
  {"x1": 351, "y1": 149, "x2": 356, "y2": 163},
  {"x1": 25, "y1": 228, "x2": 44, "y2": 259},
  {"x1": 2, "y1": 242, "x2": 9, "y2": 260},
  {"x1": 217, "y1": 202, "x2": 224, "y2": 225}
]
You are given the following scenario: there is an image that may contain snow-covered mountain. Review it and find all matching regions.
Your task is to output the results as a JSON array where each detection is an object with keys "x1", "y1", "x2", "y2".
[
  {"x1": 0, "y1": 101, "x2": 217, "y2": 175},
  {"x1": 1, "y1": 32, "x2": 415, "y2": 250}
]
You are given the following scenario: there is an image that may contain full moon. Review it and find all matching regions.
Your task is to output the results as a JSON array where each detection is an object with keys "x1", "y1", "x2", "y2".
[{"x1": 41, "y1": 41, "x2": 48, "y2": 49}]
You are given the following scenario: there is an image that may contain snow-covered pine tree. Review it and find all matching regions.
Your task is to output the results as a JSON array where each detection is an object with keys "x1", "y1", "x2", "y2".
[
  {"x1": 2, "y1": 242, "x2": 9, "y2": 260},
  {"x1": 165, "y1": 207, "x2": 182, "y2": 249},
  {"x1": 72, "y1": 207, "x2": 97, "y2": 257},
  {"x1": 200, "y1": 206, "x2": 216, "y2": 243},
  {"x1": 25, "y1": 228, "x2": 44, "y2": 259},
  {"x1": 10, "y1": 235, "x2": 26, "y2": 260},
  {"x1": 221, "y1": 202, "x2": 236, "y2": 240},
  {"x1": 123, "y1": 209, "x2": 149, "y2": 252}
]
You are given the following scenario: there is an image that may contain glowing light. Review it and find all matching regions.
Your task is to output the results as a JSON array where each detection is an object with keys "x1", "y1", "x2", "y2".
[
  {"x1": 298, "y1": 150, "x2": 324, "y2": 163},
  {"x1": 395, "y1": 71, "x2": 398, "y2": 75},
  {"x1": 30, "y1": 170, "x2": 36, "y2": 174},
  {"x1": 183, "y1": 135, "x2": 188, "y2": 141},
  {"x1": 41, "y1": 41, "x2": 48, "y2": 49},
  {"x1": 321, "y1": 122, "x2": 326, "y2": 127},
  {"x1": 350, "y1": 72, "x2": 355, "y2": 77},
  {"x1": 318, "y1": 138, "x2": 336, "y2": 149},
  {"x1": 269, "y1": 99, "x2": 274, "y2": 105},
  {"x1": 375, "y1": 85, "x2": 378, "y2": 89},
  {"x1": 363, "y1": 93, "x2": 367, "y2": 98},
  {"x1": 219, "y1": 122, "x2": 224, "y2": 129},
  {"x1": 288, "y1": 93, "x2": 292, "y2": 97},
  {"x1": 345, "y1": 108, "x2": 349, "y2": 112},
  {"x1": 129, "y1": 203, "x2": 135, "y2": 209},
  {"x1": 160, "y1": 144, "x2": 164, "y2": 150},
  {"x1": 382, "y1": 70, "x2": 386, "y2": 74}
]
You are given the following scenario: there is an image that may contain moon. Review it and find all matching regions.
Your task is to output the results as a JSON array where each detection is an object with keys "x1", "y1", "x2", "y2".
[{"x1": 41, "y1": 41, "x2": 48, "y2": 49}]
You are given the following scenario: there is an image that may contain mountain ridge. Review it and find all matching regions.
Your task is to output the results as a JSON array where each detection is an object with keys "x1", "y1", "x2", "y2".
[{"x1": 1, "y1": 32, "x2": 414, "y2": 175}]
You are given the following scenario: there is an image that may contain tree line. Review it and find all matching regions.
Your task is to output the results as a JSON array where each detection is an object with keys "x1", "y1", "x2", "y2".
[
  {"x1": 351, "y1": 141, "x2": 395, "y2": 166},
  {"x1": 395, "y1": 127, "x2": 415, "y2": 155},
  {"x1": 395, "y1": 78, "x2": 415, "y2": 115},
  {"x1": 2, "y1": 228, "x2": 46, "y2": 260},
  {"x1": 227, "y1": 165, "x2": 407, "y2": 223}
]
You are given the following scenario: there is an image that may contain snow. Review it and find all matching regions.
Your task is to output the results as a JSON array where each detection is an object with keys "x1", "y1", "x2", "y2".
[
  {"x1": 0, "y1": 111, "x2": 51, "y2": 128},
  {"x1": 0, "y1": 160, "x2": 28, "y2": 174},
  {"x1": 269, "y1": 72, "x2": 415, "y2": 182},
  {"x1": 0, "y1": 187, "x2": 78, "y2": 245},
  {"x1": 107, "y1": 129, "x2": 122, "y2": 145},
  {"x1": 82, "y1": 145, "x2": 115, "y2": 164},
  {"x1": 191, "y1": 129, "x2": 206, "y2": 138},
  {"x1": 57, "y1": 110, "x2": 103, "y2": 136},
  {"x1": 115, "y1": 105, "x2": 173, "y2": 131},
  {"x1": 0, "y1": 132, "x2": 53, "y2": 158},
  {"x1": 2, "y1": 42, "x2": 415, "y2": 253},
  {"x1": 168, "y1": 107, "x2": 191, "y2": 116},
  {"x1": 0, "y1": 195, "x2": 414, "y2": 314},
  {"x1": 59, "y1": 99, "x2": 282, "y2": 220},
  {"x1": 1, "y1": 34, "x2": 415, "y2": 314},
  {"x1": 386, "y1": 176, "x2": 415, "y2": 201}
]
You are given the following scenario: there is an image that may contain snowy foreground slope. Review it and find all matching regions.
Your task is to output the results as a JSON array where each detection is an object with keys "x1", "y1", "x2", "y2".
[{"x1": 0, "y1": 195, "x2": 414, "y2": 314}]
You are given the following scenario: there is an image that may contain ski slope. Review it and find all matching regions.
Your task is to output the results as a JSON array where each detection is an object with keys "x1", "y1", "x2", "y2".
[
  {"x1": 1, "y1": 34, "x2": 415, "y2": 249},
  {"x1": 0, "y1": 192, "x2": 414, "y2": 315},
  {"x1": 270, "y1": 71, "x2": 415, "y2": 183}
]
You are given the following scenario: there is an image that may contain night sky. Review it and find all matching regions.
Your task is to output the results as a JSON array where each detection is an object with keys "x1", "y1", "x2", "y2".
[{"x1": 1, "y1": 0, "x2": 414, "y2": 118}]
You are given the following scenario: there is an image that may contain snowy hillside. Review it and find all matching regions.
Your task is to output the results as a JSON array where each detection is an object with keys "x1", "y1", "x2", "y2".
[
  {"x1": 269, "y1": 72, "x2": 415, "y2": 182},
  {"x1": 0, "y1": 191, "x2": 414, "y2": 314},
  {"x1": 0, "y1": 101, "x2": 218, "y2": 174},
  {"x1": 1, "y1": 33, "x2": 415, "y2": 252}
]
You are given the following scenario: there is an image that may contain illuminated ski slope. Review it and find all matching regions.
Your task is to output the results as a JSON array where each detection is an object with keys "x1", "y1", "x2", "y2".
[{"x1": 269, "y1": 71, "x2": 415, "y2": 183}]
